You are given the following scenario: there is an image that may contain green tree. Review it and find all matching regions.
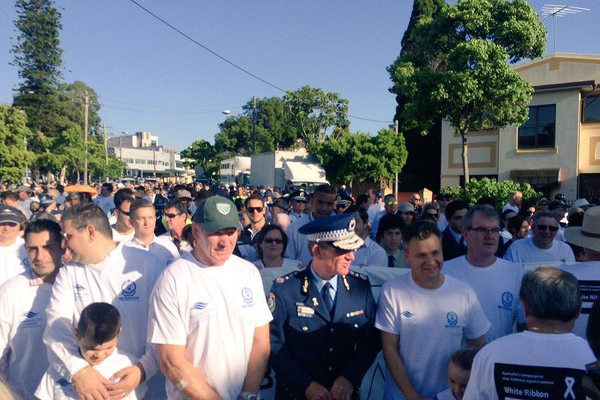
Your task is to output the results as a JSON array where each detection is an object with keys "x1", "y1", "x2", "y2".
[
  {"x1": 389, "y1": 0, "x2": 547, "y2": 185},
  {"x1": 316, "y1": 128, "x2": 407, "y2": 187},
  {"x1": 441, "y1": 177, "x2": 541, "y2": 211},
  {"x1": 11, "y1": 0, "x2": 63, "y2": 136},
  {"x1": 0, "y1": 105, "x2": 34, "y2": 182},
  {"x1": 284, "y1": 86, "x2": 349, "y2": 152},
  {"x1": 58, "y1": 81, "x2": 102, "y2": 138},
  {"x1": 181, "y1": 140, "x2": 222, "y2": 180}
]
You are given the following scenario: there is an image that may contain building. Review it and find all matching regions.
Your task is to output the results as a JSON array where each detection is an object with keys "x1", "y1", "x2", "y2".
[
  {"x1": 107, "y1": 131, "x2": 191, "y2": 180},
  {"x1": 220, "y1": 156, "x2": 251, "y2": 185},
  {"x1": 441, "y1": 53, "x2": 600, "y2": 201}
]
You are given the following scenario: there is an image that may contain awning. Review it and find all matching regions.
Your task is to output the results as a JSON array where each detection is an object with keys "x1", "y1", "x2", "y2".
[
  {"x1": 509, "y1": 169, "x2": 560, "y2": 187},
  {"x1": 283, "y1": 161, "x2": 328, "y2": 184}
]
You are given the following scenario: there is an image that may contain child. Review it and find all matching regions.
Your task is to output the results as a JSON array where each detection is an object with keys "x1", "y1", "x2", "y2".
[
  {"x1": 434, "y1": 348, "x2": 479, "y2": 400},
  {"x1": 35, "y1": 303, "x2": 140, "y2": 399}
]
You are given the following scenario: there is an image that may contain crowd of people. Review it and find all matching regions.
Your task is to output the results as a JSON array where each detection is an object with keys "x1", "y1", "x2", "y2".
[{"x1": 0, "y1": 178, "x2": 600, "y2": 399}]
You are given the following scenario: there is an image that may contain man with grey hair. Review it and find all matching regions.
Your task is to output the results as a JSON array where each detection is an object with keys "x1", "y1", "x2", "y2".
[
  {"x1": 502, "y1": 190, "x2": 522, "y2": 214},
  {"x1": 149, "y1": 196, "x2": 272, "y2": 400},
  {"x1": 503, "y1": 210, "x2": 575, "y2": 264},
  {"x1": 444, "y1": 205, "x2": 526, "y2": 342},
  {"x1": 464, "y1": 267, "x2": 595, "y2": 400},
  {"x1": 44, "y1": 203, "x2": 164, "y2": 399}
]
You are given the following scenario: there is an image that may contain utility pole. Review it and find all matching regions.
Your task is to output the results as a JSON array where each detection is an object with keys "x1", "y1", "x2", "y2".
[
  {"x1": 83, "y1": 91, "x2": 89, "y2": 185},
  {"x1": 394, "y1": 120, "x2": 399, "y2": 197},
  {"x1": 252, "y1": 96, "x2": 257, "y2": 154},
  {"x1": 103, "y1": 124, "x2": 108, "y2": 165}
]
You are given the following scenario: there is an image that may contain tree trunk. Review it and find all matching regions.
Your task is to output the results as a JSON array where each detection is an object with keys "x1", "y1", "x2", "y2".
[{"x1": 460, "y1": 130, "x2": 469, "y2": 186}]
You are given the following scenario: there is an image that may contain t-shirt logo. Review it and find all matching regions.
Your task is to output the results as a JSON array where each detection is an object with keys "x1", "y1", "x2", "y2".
[
  {"x1": 119, "y1": 280, "x2": 139, "y2": 301},
  {"x1": 501, "y1": 291, "x2": 513, "y2": 308},
  {"x1": 193, "y1": 302, "x2": 207, "y2": 310},
  {"x1": 446, "y1": 311, "x2": 458, "y2": 327},
  {"x1": 242, "y1": 287, "x2": 254, "y2": 307},
  {"x1": 402, "y1": 311, "x2": 414, "y2": 318}
]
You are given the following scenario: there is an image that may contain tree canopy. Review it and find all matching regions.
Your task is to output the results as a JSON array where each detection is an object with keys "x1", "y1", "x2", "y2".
[
  {"x1": 180, "y1": 139, "x2": 221, "y2": 179},
  {"x1": 389, "y1": 0, "x2": 547, "y2": 184},
  {"x1": 0, "y1": 105, "x2": 34, "y2": 182}
]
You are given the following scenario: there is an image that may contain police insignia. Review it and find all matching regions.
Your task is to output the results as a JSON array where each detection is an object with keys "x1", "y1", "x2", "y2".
[
  {"x1": 276, "y1": 277, "x2": 284, "y2": 284},
  {"x1": 268, "y1": 292, "x2": 276, "y2": 313},
  {"x1": 215, "y1": 203, "x2": 231, "y2": 215}
]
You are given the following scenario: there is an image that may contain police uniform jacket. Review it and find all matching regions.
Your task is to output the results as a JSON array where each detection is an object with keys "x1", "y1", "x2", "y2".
[{"x1": 269, "y1": 267, "x2": 380, "y2": 398}]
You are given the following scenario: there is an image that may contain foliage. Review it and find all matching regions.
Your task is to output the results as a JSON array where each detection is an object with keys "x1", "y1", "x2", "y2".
[
  {"x1": 0, "y1": 105, "x2": 34, "y2": 182},
  {"x1": 58, "y1": 81, "x2": 102, "y2": 138},
  {"x1": 315, "y1": 128, "x2": 407, "y2": 186},
  {"x1": 440, "y1": 177, "x2": 541, "y2": 211},
  {"x1": 284, "y1": 86, "x2": 349, "y2": 152},
  {"x1": 388, "y1": 0, "x2": 547, "y2": 184},
  {"x1": 181, "y1": 139, "x2": 222, "y2": 179}
]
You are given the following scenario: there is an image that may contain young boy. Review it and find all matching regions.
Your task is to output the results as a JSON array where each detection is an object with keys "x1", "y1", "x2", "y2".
[
  {"x1": 434, "y1": 348, "x2": 479, "y2": 400},
  {"x1": 35, "y1": 303, "x2": 141, "y2": 399}
]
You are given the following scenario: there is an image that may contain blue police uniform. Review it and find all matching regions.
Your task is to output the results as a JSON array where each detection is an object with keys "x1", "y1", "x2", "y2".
[{"x1": 268, "y1": 213, "x2": 380, "y2": 399}]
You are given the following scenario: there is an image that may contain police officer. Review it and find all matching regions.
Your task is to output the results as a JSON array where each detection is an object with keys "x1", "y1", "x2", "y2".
[{"x1": 269, "y1": 212, "x2": 380, "y2": 400}]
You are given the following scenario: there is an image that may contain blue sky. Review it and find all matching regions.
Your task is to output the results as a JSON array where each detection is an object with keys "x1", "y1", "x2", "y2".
[{"x1": 0, "y1": 0, "x2": 598, "y2": 151}]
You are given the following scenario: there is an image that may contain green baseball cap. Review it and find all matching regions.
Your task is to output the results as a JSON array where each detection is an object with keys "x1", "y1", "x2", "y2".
[{"x1": 193, "y1": 196, "x2": 241, "y2": 233}]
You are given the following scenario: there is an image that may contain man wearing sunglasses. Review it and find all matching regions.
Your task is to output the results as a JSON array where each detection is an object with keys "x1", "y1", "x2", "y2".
[
  {"x1": 370, "y1": 194, "x2": 399, "y2": 241},
  {"x1": 236, "y1": 195, "x2": 267, "y2": 261},
  {"x1": 504, "y1": 210, "x2": 575, "y2": 264},
  {"x1": 0, "y1": 206, "x2": 27, "y2": 286},
  {"x1": 111, "y1": 189, "x2": 136, "y2": 243}
]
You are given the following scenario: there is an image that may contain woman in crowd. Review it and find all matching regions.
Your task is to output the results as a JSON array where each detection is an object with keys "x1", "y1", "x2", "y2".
[{"x1": 252, "y1": 225, "x2": 302, "y2": 269}]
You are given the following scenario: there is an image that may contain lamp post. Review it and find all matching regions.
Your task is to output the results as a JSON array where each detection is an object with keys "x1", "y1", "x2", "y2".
[{"x1": 223, "y1": 97, "x2": 258, "y2": 154}]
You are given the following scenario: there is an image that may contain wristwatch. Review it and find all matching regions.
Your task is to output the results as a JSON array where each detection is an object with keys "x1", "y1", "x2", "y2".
[{"x1": 239, "y1": 391, "x2": 258, "y2": 400}]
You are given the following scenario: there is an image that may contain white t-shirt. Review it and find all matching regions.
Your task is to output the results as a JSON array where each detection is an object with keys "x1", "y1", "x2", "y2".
[
  {"x1": 503, "y1": 237, "x2": 575, "y2": 264},
  {"x1": 36, "y1": 348, "x2": 139, "y2": 400},
  {"x1": 435, "y1": 388, "x2": 456, "y2": 400},
  {"x1": 463, "y1": 331, "x2": 595, "y2": 400},
  {"x1": 111, "y1": 227, "x2": 135, "y2": 243},
  {"x1": 148, "y1": 252, "x2": 273, "y2": 400},
  {"x1": 0, "y1": 270, "x2": 52, "y2": 400},
  {"x1": 0, "y1": 238, "x2": 27, "y2": 286},
  {"x1": 285, "y1": 213, "x2": 316, "y2": 266},
  {"x1": 44, "y1": 243, "x2": 163, "y2": 388},
  {"x1": 375, "y1": 273, "x2": 490, "y2": 399},
  {"x1": 501, "y1": 203, "x2": 519, "y2": 214},
  {"x1": 444, "y1": 257, "x2": 526, "y2": 342},
  {"x1": 351, "y1": 237, "x2": 388, "y2": 268},
  {"x1": 561, "y1": 261, "x2": 600, "y2": 339},
  {"x1": 124, "y1": 235, "x2": 180, "y2": 268},
  {"x1": 368, "y1": 202, "x2": 385, "y2": 222}
]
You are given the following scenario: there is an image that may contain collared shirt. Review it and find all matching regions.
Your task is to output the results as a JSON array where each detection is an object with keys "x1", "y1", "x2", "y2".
[{"x1": 310, "y1": 266, "x2": 337, "y2": 302}]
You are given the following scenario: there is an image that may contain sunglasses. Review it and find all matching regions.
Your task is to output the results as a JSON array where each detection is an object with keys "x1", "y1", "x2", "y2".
[
  {"x1": 165, "y1": 213, "x2": 180, "y2": 219},
  {"x1": 468, "y1": 227, "x2": 501, "y2": 234},
  {"x1": 264, "y1": 238, "x2": 284, "y2": 244},
  {"x1": 118, "y1": 209, "x2": 130, "y2": 216},
  {"x1": 535, "y1": 224, "x2": 559, "y2": 232},
  {"x1": 386, "y1": 201, "x2": 398, "y2": 206},
  {"x1": 247, "y1": 207, "x2": 264, "y2": 213}
]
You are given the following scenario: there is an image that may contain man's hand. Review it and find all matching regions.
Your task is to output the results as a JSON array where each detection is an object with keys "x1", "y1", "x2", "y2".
[
  {"x1": 72, "y1": 366, "x2": 111, "y2": 400},
  {"x1": 107, "y1": 364, "x2": 143, "y2": 399},
  {"x1": 305, "y1": 381, "x2": 333, "y2": 400},
  {"x1": 329, "y1": 376, "x2": 353, "y2": 400}
]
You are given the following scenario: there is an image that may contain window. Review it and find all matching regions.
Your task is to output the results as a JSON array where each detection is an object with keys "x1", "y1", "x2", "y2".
[
  {"x1": 583, "y1": 97, "x2": 600, "y2": 124},
  {"x1": 518, "y1": 105, "x2": 556, "y2": 149}
]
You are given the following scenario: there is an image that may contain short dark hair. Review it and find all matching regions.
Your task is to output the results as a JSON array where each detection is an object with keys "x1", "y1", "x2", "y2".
[
  {"x1": 253, "y1": 225, "x2": 289, "y2": 258},
  {"x1": 0, "y1": 191, "x2": 19, "y2": 202},
  {"x1": 63, "y1": 203, "x2": 112, "y2": 239},
  {"x1": 507, "y1": 215, "x2": 528, "y2": 236},
  {"x1": 344, "y1": 205, "x2": 368, "y2": 224},
  {"x1": 533, "y1": 210, "x2": 559, "y2": 225},
  {"x1": 313, "y1": 184, "x2": 336, "y2": 196},
  {"x1": 101, "y1": 182, "x2": 113, "y2": 191},
  {"x1": 244, "y1": 194, "x2": 265, "y2": 208},
  {"x1": 114, "y1": 188, "x2": 135, "y2": 210},
  {"x1": 24, "y1": 219, "x2": 62, "y2": 245},
  {"x1": 462, "y1": 205, "x2": 500, "y2": 231},
  {"x1": 77, "y1": 302, "x2": 121, "y2": 344},
  {"x1": 376, "y1": 213, "x2": 406, "y2": 242},
  {"x1": 445, "y1": 200, "x2": 469, "y2": 219},
  {"x1": 129, "y1": 198, "x2": 154, "y2": 217},
  {"x1": 356, "y1": 194, "x2": 370, "y2": 207},
  {"x1": 402, "y1": 220, "x2": 441, "y2": 245},
  {"x1": 449, "y1": 348, "x2": 479, "y2": 371},
  {"x1": 165, "y1": 198, "x2": 188, "y2": 215},
  {"x1": 520, "y1": 267, "x2": 580, "y2": 322}
]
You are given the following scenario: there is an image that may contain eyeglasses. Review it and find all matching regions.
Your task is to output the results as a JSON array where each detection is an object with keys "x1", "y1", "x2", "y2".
[
  {"x1": 247, "y1": 207, "x2": 264, "y2": 213},
  {"x1": 535, "y1": 224, "x2": 559, "y2": 232},
  {"x1": 426, "y1": 213, "x2": 439, "y2": 218},
  {"x1": 165, "y1": 213, "x2": 180, "y2": 219},
  {"x1": 468, "y1": 227, "x2": 501, "y2": 235},
  {"x1": 264, "y1": 238, "x2": 284, "y2": 244}
]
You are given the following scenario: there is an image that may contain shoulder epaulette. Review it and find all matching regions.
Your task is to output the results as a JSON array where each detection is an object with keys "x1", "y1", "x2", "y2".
[
  {"x1": 273, "y1": 270, "x2": 300, "y2": 284},
  {"x1": 347, "y1": 270, "x2": 369, "y2": 281}
]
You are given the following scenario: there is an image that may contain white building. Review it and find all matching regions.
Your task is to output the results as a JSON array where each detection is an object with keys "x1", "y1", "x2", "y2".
[
  {"x1": 220, "y1": 156, "x2": 251, "y2": 185},
  {"x1": 440, "y1": 53, "x2": 600, "y2": 201},
  {"x1": 107, "y1": 131, "x2": 190, "y2": 180}
]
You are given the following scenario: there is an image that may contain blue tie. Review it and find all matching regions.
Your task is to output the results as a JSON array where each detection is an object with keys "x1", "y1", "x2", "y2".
[{"x1": 322, "y1": 282, "x2": 333, "y2": 314}]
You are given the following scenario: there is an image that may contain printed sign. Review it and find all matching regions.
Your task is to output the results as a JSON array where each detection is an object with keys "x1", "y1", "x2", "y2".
[{"x1": 578, "y1": 280, "x2": 600, "y2": 314}]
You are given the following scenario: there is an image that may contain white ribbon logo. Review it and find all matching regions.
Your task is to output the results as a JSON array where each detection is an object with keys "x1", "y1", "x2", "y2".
[{"x1": 564, "y1": 376, "x2": 575, "y2": 399}]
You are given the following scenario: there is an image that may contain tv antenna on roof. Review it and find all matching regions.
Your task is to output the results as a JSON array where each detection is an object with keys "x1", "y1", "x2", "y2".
[{"x1": 541, "y1": 4, "x2": 590, "y2": 53}]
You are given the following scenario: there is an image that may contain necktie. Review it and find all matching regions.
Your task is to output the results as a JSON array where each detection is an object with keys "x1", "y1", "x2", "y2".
[{"x1": 322, "y1": 282, "x2": 333, "y2": 314}]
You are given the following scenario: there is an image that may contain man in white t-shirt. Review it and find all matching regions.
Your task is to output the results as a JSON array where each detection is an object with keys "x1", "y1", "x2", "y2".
[
  {"x1": 367, "y1": 191, "x2": 384, "y2": 222},
  {"x1": 94, "y1": 182, "x2": 115, "y2": 216},
  {"x1": 44, "y1": 203, "x2": 164, "y2": 400},
  {"x1": 0, "y1": 219, "x2": 63, "y2": 400},
  {"x1": 125, "y1": 198, "x2": 179, "y2": 267},
  {"x1": 562, "y1": 206, "x2": 600, "y2": 339},
  {"x1": 444, "y1": 206, "x2": 526, "y2": 342},
  {"x1": 503, "y1": 210, "x2": 575, "y2": 264},
  {"x1": 0, "y1": 206, "x2": 27, "y2": 285},
  {"x1": 376, "y1": 220, "x2": 490, "y2": 399},
  {"x1": 148, "y1": 196, "x2": 272, "y2": 400},
  {"x1": 464, "y1": 267, "x2": 595, "y2": 400},
  {"x1": 501, "y1": 190, "x2": 522, "y2": 214}
]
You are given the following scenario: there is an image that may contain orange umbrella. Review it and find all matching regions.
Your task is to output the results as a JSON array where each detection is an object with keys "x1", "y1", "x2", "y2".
[{"x1": 64, "y1": 183, "x2": 97, "y2": 195}]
